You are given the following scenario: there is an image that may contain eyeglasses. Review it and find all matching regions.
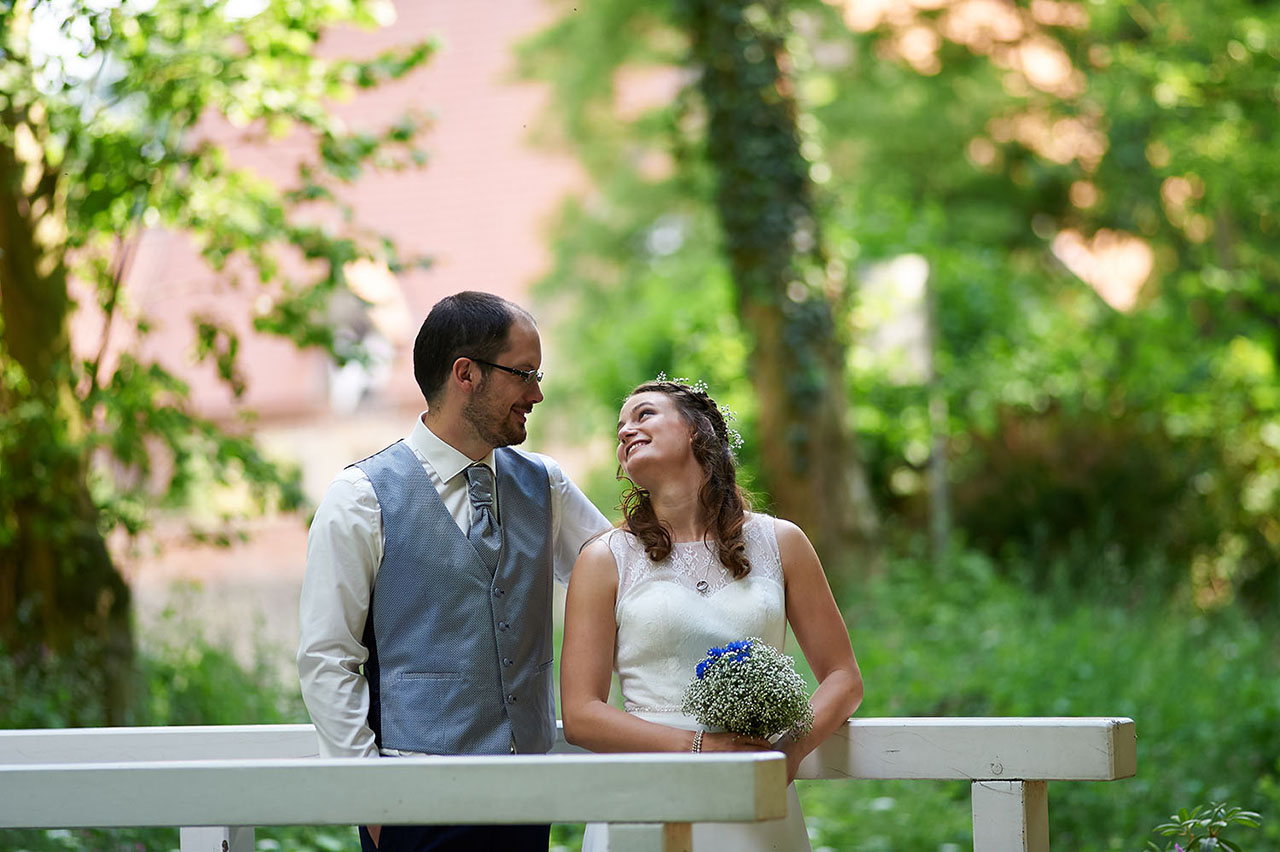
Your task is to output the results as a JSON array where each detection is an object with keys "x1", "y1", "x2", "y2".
[{"x1": 467, "y1": 357, "x2": 544, "y2": 385}]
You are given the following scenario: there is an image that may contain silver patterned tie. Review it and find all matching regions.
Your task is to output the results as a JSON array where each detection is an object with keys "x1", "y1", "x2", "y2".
[{"x1": 464, "y1": 463, "x2": 501, "y2": 572}]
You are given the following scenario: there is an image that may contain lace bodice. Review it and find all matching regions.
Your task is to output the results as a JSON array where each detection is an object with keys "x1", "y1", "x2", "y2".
[{"x1": 607, "y1": 513, "x2": 787, "y2": 712}]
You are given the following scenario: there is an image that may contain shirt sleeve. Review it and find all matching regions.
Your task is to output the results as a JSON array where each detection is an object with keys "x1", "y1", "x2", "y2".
[
  {"x1": 296, "y1": 470, "x2": 383, "y2": 758},
  {"x1": 541, "y1": 454, "x2": 612, "y2": 584}
]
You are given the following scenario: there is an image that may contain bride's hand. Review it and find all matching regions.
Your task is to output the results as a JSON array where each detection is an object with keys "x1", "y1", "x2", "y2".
[{"x1": 698, "y1": 731, "x2": 772, "y2": 752}]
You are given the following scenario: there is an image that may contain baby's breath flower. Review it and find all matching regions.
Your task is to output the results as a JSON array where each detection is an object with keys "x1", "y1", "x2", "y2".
[
  {"x1": 652, "y1": 372, "x2": 745, "y2": 451},
  {"x1": 682, "y1": 637, "x2": 814, "y2": 740}
]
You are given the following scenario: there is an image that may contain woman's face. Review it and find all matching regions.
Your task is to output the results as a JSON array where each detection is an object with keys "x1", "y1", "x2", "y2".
[{"x1": 616, "y1": 391, "x2": 696, "y2": 484}]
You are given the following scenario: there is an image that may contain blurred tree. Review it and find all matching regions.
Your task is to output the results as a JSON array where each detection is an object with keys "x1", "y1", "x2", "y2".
[
  {"x1": 0, "y1": 0, "x2": 432, "y2": 721},
  {"x1": 678, "y1": 0, "x2": 880, "y2": 567},
  {"x1": 520, "y1": 0, "x2": 880, "y2": 574}
]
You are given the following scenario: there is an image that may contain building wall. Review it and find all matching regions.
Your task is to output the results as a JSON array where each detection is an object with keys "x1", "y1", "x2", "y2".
[{"x1": 83, "y1": 0, "x2": 583, "y2": 426}]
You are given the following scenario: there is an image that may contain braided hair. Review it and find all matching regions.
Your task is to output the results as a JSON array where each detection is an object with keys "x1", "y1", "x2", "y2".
[{"x1": 619, "y1": 380, "x2": 752, "y2": 579}]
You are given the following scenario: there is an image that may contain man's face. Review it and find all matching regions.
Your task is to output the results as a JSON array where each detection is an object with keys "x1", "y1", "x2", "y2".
[{"x1": 462, "y1": 318, "x2": 544, "y2": 449}]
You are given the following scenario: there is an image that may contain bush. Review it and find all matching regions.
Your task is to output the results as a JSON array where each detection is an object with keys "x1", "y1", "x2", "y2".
[
  {"x1": 869, "y1": 401, "x2": 1280, "y2": 610},
  {"x1": 800, "y1": 548, "x2": 1280, "y2": 851},
  {"x1": 0, "y1": 605, "x2": 358, "y2": 852}
]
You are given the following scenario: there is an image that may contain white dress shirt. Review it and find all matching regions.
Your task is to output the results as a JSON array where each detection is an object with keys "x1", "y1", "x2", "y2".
[{"x1": 297, "y1": 414, "x2": 611, "y2": 758}]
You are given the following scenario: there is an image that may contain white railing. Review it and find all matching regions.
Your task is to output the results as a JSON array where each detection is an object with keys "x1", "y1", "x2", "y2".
[{"x1": 0, "y1": 717, "x2": 1135, "y2": 852}]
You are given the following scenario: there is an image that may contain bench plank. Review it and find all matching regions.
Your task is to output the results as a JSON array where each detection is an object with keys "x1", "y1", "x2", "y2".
[
  {"x1": 796, "y1": 717, "x2": 1136, "y2": 781},
  {"x1": 0, "y1": 753, "x2": 787, "y2": 829},
  {"x1": 0, "y1": 718, "x2": 1137, "y2": 782},
  {"x1": 0, "y1": 724, "x2": 319, "y2": 764}
]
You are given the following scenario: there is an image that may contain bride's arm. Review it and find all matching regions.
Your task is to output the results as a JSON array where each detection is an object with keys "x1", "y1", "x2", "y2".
[
  {"x1": 775, "y1": 518, "x2": 864, "y2": 782},
  {"x1": 560, "y1": 538, "x2": 768, "y2": 754}
]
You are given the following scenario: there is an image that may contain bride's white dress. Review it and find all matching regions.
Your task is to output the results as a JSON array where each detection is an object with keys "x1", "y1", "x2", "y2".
[{"x1": 580, "y1": 512, "x2": 812, "y2": 852}]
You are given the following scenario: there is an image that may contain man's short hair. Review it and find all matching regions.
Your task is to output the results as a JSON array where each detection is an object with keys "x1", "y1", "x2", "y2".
[{"x1": 413, "y1": 291, "x2": 533, "y2": 404}]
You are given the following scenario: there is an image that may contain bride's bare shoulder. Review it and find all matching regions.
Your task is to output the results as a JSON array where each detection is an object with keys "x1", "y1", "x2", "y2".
[{"x1": 766, "y1": 515, "x2": 812, "y2": 550}]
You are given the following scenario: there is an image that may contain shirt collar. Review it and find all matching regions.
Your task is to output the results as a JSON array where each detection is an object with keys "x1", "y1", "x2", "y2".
[{"x1": 408, "y1": 412, "x2": 496, "y2": 483}]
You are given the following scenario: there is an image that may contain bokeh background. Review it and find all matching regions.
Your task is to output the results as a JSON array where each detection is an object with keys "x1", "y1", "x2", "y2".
[{"x1": 3, "y1": 0, "x2": 1279, "y2": 849}]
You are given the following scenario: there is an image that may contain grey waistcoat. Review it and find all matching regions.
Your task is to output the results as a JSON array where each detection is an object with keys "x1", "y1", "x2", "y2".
[{"x1": 353, "y1": 440, "x2": 555, "y2": 755}]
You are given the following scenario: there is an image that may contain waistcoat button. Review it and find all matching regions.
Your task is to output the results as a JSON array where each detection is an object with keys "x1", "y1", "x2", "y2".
[{"x1": 503, "y1": 657, "x2": 513, "y2": 667}]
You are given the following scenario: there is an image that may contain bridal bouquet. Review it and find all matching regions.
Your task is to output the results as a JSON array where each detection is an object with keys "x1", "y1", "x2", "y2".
[{"x1": 681, "y1": 638, "x2": 814, "y2": 740}]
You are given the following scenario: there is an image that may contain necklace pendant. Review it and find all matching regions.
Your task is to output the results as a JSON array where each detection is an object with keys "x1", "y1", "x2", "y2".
[{"x1": 695, "y1": 580, "x2": 710, "y2": 595}]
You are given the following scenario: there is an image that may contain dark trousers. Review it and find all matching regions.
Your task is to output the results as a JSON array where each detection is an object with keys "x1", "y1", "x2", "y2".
[{"x1": 358, "y1": 823, "x2": 550, "y2": 852}]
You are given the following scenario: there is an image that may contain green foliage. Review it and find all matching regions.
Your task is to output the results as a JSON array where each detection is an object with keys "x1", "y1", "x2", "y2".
[
  {"x1": 0, "y1": 592, "x2": 303, "y2": 727},
  {"x1": 677, "y1": 0, "x2": 827, "y2": 300},
  {"x1": 518, "y1": 0, "x2": 756, "y2": 478},
  {"x1": 0, "y1": 0, "x2": 432, "y2": 683},
  {"x1": 817, "y1": 0, "x2": 1280, "y2": 596},
  {"x1": 1146, "y1": 802, "x2": 1262, "y2": 852},
  {"x1": 7, "y1": 0, "x2": 433, "y2": 515},
  {"x1": 523, "y1": 0, "x2": 1280, "y2": 601},
  {"x1": 525, "y1": 187, "x2": 760, "y2": 511},
  {"x1": 0, "y1": 602, "x2": 367, "y2": 852},
  {"x1": 801, "y1": 778, "x2": 975, "y2": 851},
  {"x1": 522, "y1": 1, "x2": 886, "y2": 566},
  {"x1": 0, "y1": 640, "x2": 116, "y2": 730}
]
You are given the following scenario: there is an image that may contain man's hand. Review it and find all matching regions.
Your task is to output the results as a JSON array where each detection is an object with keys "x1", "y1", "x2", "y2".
[{"x1": 772, "y1": 731, "x2": 804, "y2": 784}]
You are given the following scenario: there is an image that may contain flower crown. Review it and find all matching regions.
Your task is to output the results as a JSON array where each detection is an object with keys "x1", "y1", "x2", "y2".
[{"x1": 654, "y1": 372, "x2": 745, "y2": 452}]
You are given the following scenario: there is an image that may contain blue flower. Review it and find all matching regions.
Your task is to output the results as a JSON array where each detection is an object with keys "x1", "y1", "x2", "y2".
[{"x1": 695, "y1": 639, "x2": 755, "y2": 678}]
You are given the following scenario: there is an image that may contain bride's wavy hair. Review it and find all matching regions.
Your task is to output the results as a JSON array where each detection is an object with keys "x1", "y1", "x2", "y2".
[{"x1": 619, "y1": 380, "x2": 753, "y2": 579}]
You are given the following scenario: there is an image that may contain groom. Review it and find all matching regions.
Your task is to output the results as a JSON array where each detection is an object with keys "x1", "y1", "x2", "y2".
[{"x1": 297, "y1": 291, "x2": 610, "y2": 852}]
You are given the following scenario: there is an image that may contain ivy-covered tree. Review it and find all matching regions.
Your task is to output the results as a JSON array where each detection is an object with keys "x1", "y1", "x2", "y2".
[
  {"x1": 678, "y1": 0, "x2": 881, "y2": 566},
  {"x1": 520, "y1": 0, "x2": 880, "y2": 574},
  {"x1": 0, "y1": 0, "x2": 432, "y2": 721}
]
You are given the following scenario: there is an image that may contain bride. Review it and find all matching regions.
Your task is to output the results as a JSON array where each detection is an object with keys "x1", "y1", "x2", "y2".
[{"x1": 561, "y1": 378, "x2": 863, "y2": 851}]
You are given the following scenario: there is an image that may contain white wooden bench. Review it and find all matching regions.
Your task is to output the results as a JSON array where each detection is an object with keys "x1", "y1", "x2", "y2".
[{"x1": 0, "y1": 717, "x2": 1135, "y2": 852}]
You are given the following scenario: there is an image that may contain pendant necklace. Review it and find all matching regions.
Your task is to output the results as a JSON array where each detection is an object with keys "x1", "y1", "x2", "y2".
[
  {"x1": 676, "y1": 536, "x2": 715, "y2": 595},
  {"x1": 695, "y1": 546, "x2": 715, "y2": 595}
]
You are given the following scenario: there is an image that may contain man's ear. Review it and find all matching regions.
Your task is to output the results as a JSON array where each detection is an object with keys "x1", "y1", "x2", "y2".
[{"x1": 451, "y1": 357, "x2": 479, "y2": 393}]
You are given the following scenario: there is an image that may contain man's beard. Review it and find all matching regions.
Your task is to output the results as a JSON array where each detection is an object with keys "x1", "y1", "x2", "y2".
[{"x1": 463, "y1": 381, "x2": 527, "y2": 449}]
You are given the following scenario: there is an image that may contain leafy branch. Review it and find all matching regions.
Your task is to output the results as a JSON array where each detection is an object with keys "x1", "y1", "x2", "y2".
[{"x1": 1147, "y1": 802, "x2": 1263, "y2": 852}]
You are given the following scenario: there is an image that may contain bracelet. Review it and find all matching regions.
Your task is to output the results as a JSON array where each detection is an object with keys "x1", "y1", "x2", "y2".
[{"x1": 691, "y1": 730, "x2": 703, "y2": 753}]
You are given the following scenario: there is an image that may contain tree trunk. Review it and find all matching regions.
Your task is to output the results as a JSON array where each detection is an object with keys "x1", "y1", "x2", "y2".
[
  {"x1": 0, "y1": 11, "x2": 134, "y2": 723},
  {"x1": 681, "y1": 0, "x2": 880, "y2": 575}
]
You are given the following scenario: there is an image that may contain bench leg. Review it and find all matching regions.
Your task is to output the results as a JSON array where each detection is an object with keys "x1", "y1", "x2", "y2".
[
  {"x1": 971, "y1": 780, "x2": 1048, "y2": 852},
  {"x1": 179, "y1": 826, "x2": 254, "y2": 852},
  {"x1": 606, "y1": 822, "x2": 692, "y2": 852}
]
